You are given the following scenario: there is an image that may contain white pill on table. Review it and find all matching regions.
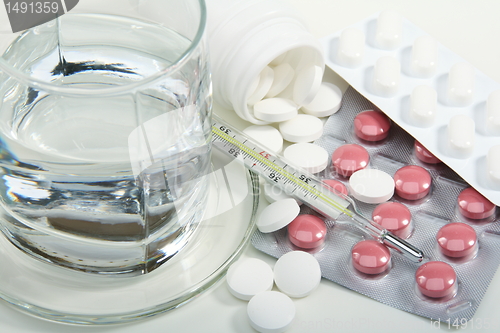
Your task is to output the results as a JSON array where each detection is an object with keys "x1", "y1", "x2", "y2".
[
  {"x1": 487, "y1": 89, "x2": 500, "y2": 135},
  {"x1": 409, "y1": 85, "x2": 437, "y2": 127},
  {"x1": 227, "y1": 258, "x2": 274, "y2": 301},
  {"x1": 488, "y1": 145, "x2": 500, "y2": 188},
  {"x1": 266, "y1": 63, "x2": 295, "y2": 98},
  {"x1": 336, "y1": 27, "x2": 365, "y2": 68},
  {"x1": 279, "y1": 114, "x2": 323, "y2": 143},
  {"x1": 447, "y1": 114, "x2": 475, "y2": 158},
  {"x1": 293, "y1": 64, "x2": 323, "y2": 106},
  {"x1": 349, "y1": 168, "x2": 395, "y2": 204},
  {"x1": 375, "y1": 10, "x2": 403, "y2": 50},
  {"x1": 410, "y1": 35, "x2": 438, "y2": 78},
  {"x1": 254, "y1": 98, "x2": 298, "y2": 123},
  {"x1": 447, "y1": 62, "x2": 475, "y2": 107},
  {"x1": 274, "y1": 251, "x2": 322, "y2": 298},
  {"x1": 243, "y1": 125, "x2": 284, "y2": 154},
  {"x1": 372, "y1": 56, "x2": 400, "y2": 97},
  {"x1": 283, "y1": 143, "x2": 329, "y2": 174},
  {"x1": 247, "y1": 291, "x2": 295, "y2": 333},
  {"x1": 301, "y1": 82, "x2": 343, "y2": 117},
  {"x1": 257, "y1": 198, "x2": 300, "y2": 233},
  {"x1": 248, "y1": 66, "x2": 274, "y2": 105}
]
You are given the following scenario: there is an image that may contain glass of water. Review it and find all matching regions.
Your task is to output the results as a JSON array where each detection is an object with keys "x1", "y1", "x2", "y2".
[{"x1": 0, "y1": 0, "x2": 212, "y2": 276}]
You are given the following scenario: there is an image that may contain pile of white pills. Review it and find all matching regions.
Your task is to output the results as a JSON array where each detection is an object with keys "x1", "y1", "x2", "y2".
[
  {"x1": 241, "y1": 57, "x2": 345, "y2": 206},
  {"x1": 226, "y1": 251, "x2": 321, "y2": 333},
  {"x1": 242, "y1": 58, "x2": 343, "y2": 175}
]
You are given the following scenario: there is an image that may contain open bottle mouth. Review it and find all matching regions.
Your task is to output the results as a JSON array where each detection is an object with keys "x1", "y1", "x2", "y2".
[{"x1": 0, "y1": 0, "x2": 208, "y2": 97}]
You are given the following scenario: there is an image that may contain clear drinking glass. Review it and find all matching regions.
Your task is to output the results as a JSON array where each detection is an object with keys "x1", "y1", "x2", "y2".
[{"x1": 0, "y1": 0, "x2": 212, "y2": 276}]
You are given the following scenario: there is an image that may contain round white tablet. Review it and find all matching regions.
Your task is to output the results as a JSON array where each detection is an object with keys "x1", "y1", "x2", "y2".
[
  {"x1": 227, "y1": 258, "x2": 274, "y2": 301},
  {"x1": 279, "y1": 114, "x2": 323, "y2": 143},
  {"x1": 257, "y1": 198, "x2": 300, "y2": 233},
  {"x1": 274, "y1": 251, "x2": 321, "y2": 298},
  {"x1": 248, "y1": 66, "x2": 274, "y2": 105},
  {"x1": 301, "y1": 82, "x2": 343, "y2": 117},
  {"x1": 293, "y1": 64, "x2": 323, "y2": 106},
  {"x1": 266, "y1": 63, "x2": 295, "y2": 98},
  {"x1": 247, "y1": 291, "x2": 295, "y2": 333},
  {"x1": 243, "y1": 125, "x2": 284, "y2": 154},
  {"x1": 348, "y1": 168, "x2": 395, "y2": 204},
  {"x1": 283, "y1": 143, "x2": 329, "y2": 174},
  {"x1": 253, "y1": 98, "x2": 298, "y2": 123}
]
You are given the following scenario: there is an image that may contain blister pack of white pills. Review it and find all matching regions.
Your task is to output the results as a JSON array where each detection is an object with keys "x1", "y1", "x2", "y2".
[
  {"x1": 321, "y1": 10, "x2": 500, "y2": 207},
  {"x1": 252, "y1": 86, "x2": 500, "y2": 322}
]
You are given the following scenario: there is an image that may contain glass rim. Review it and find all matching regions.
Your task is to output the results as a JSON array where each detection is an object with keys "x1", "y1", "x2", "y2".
[{"x1": 0, "y1": 0, "x2": 208, "y2": 97}]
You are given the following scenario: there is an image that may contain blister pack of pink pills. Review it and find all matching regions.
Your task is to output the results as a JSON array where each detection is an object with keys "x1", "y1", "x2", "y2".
[
  {"x1": 321, "y1": 11, "x2": 500, "y2": 207},
  {"x1": 251, "y1": 87, "x2": 500, "y2": 322}
]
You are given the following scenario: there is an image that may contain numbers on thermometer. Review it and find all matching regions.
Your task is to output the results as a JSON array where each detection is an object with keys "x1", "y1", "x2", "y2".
[
  {"x1": 299, "y1": 175, "x2": 311, "y2": 184},
  {"x1": 269, "y1": 173, "x2": 281, "y2": 183},
  {"x1": 228, "y1": 148, "x2": 240, "y2": 158},
  {"x1": 219, "y1": 125, "x2": 231, "y2": 135}
]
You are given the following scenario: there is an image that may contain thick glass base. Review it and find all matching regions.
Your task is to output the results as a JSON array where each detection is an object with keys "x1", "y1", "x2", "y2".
[{"x1": 0, "y1": 150, "x2": 258, "y2": 324}]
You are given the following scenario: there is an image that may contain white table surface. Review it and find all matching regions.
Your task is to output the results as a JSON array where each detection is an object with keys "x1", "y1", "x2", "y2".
[{"x1": 2, "y1": 0, "x2": 500, "y2": 332}]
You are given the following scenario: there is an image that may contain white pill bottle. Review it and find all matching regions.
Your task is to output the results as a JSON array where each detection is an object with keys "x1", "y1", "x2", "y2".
[{"x1": 205, "y1": 0, "x2": 324, "y2": 124}]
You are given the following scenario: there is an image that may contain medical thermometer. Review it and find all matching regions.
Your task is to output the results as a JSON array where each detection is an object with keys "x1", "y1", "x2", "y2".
[{"x1": 211, "y1": 114, "x2": 424, "y2": 263}]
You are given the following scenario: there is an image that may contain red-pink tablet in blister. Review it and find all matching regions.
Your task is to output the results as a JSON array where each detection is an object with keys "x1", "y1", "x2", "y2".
[
  {"x1": 287, "y1": 214, "x2": 327, "y2": 249},
  {"x1": 415, "y1": 261, "x2": 457, "y2": 298},
  {"x1": 331, "y1": 144, "x2": 369, "y2": 177},
  {"x1": 457, "y1": 187, "x2": 496, "y2": 220},
  {"x1": 372, "y1": 202, "x2": 412, "y2": 238},
  {"x1": 393, "y1": 165, "x2": 431, "y2": 200},
  {"x1": 414, "y1": 140, "x2": 441, "y2": 164},
  {"x1": 351, "y1": 240, "x2": 391, "y2": 274},
  {"x1": 436, "y1": 223, "x2": 477, "y2": 258},
  {"x1": 354, "y1": 110, "x2": 391, "y2": 142}
]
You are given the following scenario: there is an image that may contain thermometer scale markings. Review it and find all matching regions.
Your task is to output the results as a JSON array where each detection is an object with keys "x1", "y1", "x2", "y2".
[{"x1": 211, "y1": 122, "x2": 353, "y2": 217}]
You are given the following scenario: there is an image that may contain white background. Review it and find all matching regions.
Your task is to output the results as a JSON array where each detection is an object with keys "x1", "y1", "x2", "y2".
[{"x1": 2, "y1": 0, "x2": 500, "y2": 332}]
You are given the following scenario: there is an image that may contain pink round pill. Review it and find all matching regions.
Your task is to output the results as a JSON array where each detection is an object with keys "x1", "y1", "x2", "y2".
[
  {"x1": 323, "y1": 179, "x2": 348, "y2": 196},
  {"x1": 372, "y1": 202, "x2": 412, "y2": 238},
  {"x1": 354, "y1": 110, "x2": 391, "y2": 142},
  {"x1": 436, "y1": 223, "x2": 477, "y2": 258},
  {"x1": 351, "y1": 240, "x2": 391, "y2": 275},
  {"x1": 414, "y1": 140, "x2": 441, "y2": 164},
  {"x1": 331, "y1": 144, "x2": 370, "y2": 178},
  {"x1": 394, "y1": 165, "x2": 432, "y2": 200},
  {"x1": 288, "y1": 214, "x2": 327, "y2": 249},
  {"x1": 457, "y1": 187, "x2": 496, "y2": 220},
  {"x1": 415, "y1": 261, "x2": 457, "y2": 298}
]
